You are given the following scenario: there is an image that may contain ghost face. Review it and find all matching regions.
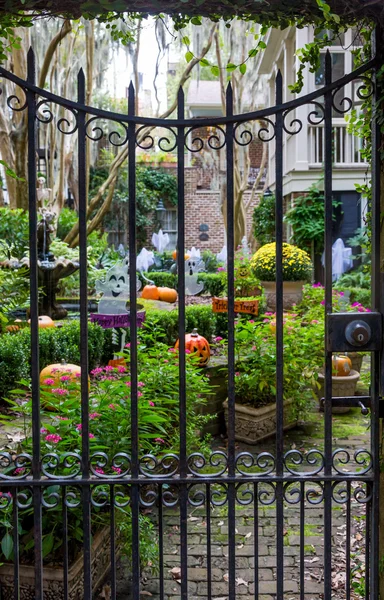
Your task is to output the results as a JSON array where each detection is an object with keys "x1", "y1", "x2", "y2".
[
  {"x1": 185, "y1": 258, "x2": 203, "y2": 276},
  {"x1": 106, "y1": 272, "x2": 129, "y2": 298}
]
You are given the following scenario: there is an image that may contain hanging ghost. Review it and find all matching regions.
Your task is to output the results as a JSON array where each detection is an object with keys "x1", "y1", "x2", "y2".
[
  {"x1": 96, "y1": 257, "x2": 141, "y2": 315},
  {"x1": 185, "y1": 254, "x2": 206, "y2": 296}
]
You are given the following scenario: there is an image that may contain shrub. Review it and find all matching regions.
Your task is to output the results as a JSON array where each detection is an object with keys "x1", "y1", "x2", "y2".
[
  {"x1": 251, "y1": 243, "x2": 312, "y2": 282},
  {"x1": 139, "y1": 305, "x2": 216, "y2": 347},
  {"x1": 0, "y1": 208, "x2": 29, "y2": 258},
  {"x1": 198, "y1": 273, "x2": 226, "y2": 297},
  {"x1": 252, "y1": 192, "x2": 275, "y2": 246},
  {"x1": 0, "y1": 321, "x2": 113, "y2": 401},
  {"x1": 139, "y1": 271, "x2": 177, "y2": 288}
]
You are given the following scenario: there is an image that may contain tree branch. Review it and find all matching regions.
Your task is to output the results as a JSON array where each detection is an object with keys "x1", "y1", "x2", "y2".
[{"x1": 38, "y1": 19, "x2": 72, "y2": 89}]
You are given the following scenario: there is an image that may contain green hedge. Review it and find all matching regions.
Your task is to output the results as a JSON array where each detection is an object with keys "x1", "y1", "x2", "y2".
[
  {"x1": 139, "y1": 272, "x2": 225, "y2": 297},
  {"x1": 0, "y1": 321, "x2": 113, "y2": 401},
  {"x1": 139, "y1": 305, "x2": 216, "y2": 346}
]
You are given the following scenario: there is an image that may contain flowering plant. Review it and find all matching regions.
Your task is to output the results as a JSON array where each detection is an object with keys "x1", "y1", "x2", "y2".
[
  {"x1": 1, "y1": 343, "x2": 212, "y2": 567},
  {"x1": 251, "y1": 243, "x2": 312, "y2": 282}
]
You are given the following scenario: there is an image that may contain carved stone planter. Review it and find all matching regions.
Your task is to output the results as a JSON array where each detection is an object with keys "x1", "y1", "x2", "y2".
[
  {"x1": 223, "y1": 398, "x2": 297, "y2": 444},
  {"x1": 345, "y1": 352, "x2": 364, "y2": 373},
  {"x1": 261, "y1": 280, "x2": 305, "y2": 311},
  {"x1": 316, "y1": 370, "x2": 360, "y2": 414},
  {"x1": 0, "y1": 526, "x2": 115, "y2": 600}
]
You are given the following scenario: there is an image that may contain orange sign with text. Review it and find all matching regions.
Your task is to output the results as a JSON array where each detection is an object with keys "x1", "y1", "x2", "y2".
[{"x1": 212, "y1": 297, "x2": 259, "y2": 316}]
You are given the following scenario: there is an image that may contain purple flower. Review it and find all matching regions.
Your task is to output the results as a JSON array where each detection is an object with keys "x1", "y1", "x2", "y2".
[
  {"x1": 148, "y1": 401, "x2": 155, "y2": 407},
  {"x1": 60, "y1": 375, "x2": 71, "y2": 382},
  {"x1": 320, "y1": 300, "x2": 325, "y2": 306},
  {"x1": 104, "y1": 366, "x2": 114, "y2": 372},
  {"x1": 91, "y1": 367, "x2": 103, "y2": 376},
  {"x1": 43, "y1": 378, "x2": 55, "y2": 386},
  {"x1": 217, "y1": 267, "x2": 225, "y2": 272},
  {"x1": 155, "y1": 437, "x2": 165, "y2": 444},
  {"x1": 89, "y1": 412, "x2": 101, "y2": 419},
  {"x1": 214, "y1": 336, "x2": 223, "y2": 343},
  {"x1": 112, "y1": 466, "x2": 122, "y2": 474}
]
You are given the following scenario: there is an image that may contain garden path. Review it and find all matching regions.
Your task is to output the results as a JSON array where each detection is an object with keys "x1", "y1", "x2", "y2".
[{"x1": 113, "y1": 406, "x2": 370, "y2": 600}]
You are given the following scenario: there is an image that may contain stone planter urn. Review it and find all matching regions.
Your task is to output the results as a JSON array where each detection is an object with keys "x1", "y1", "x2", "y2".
[
  {"x1": 223, "y1": 398, "x2": 297, "y2": 444},
  {"x1": 0, "y1": 526, "x2": 115, "y2": 600},
  {"x1": 345, "y1": 352, "x2": 364, "y2": 373},
  {"x1": 261, "y1": 281, "x2": 305, "y2": 310},
  {"x1": 316, "y1": 370, "x2": 360, "y2": 414}
]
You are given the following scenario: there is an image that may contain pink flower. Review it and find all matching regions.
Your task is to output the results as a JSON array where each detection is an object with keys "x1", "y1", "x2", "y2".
[
  {"x1": 312, "y1": 283, "x2": 323, "y2": 288},
  {"x1": 109, "y1": 403, "x2": 116, "y2": 410},
  {"x1": 148, "y1": 401, "x2": 155, "y2": 407},
  {"x1": 138, "y1": 382, "x2": 145, "y2": 387},
  {"x1": 118, "y1": 366, "x2": 126, "y2": 373},
  {"x1": 89, "y1": 412, "x2": 101, "y2": 419},
  {"x1": 168, "y1": 347, "x2": 176, "y2": 353},
  {"x1": 263, "y1": 318, "x2": 270, "y2": 323},
  {"x1": 351, "y1": 302, "x2": 361, "y2": 307},
  {"x1": 235, "y1": 372, "x2": 240, "y2": 376},
  {"x1": 45, "y1": 434, "x2": 62, "y2": 444},
  {"x1": 320, "y1": 300, "x2": 325, "y2": 306},
  {"x1": 50, "y1": 368, "x2": 59, "y2": 374},
  {"x1": 14, "y1": 467, "x2": 25, "y2": 475},
  {"x1": 249, "y1": 320, "x2": 255, "y2": 324},
  {"x1": 155, "y1": 438, "x2": 165, "y2": 444},
  {"x1": 89, "y1": 433, "x2": 95, "y2": 439},
  {"x1": 60, "y1": 375, "x2": 71, "y2": 382},
  {"x1": 107, "y1": 376, "x2": 117, "y2": 381},
  {"x1": 214, "y1": 336, "x2": 223, "y2": 343},
  {"x1": 56, "y1": 416, "x2": 69, "y2": 421},
  {"x1": 112, "y1": 466, "x2": 122, "y2": 475},
  {"x1": 125, "y1": 381, "x2": 131, "y2": 387},
  {"x1": 52, "y1": 388, "x2": 69, "y2": 396},
  {"x1": 40, "y1": 427, "x2": 47, "y2": 434},
  {"x1": 125, "y1": 343, "x2": 131, "y2": 348},
  {"x1": 163, "y1": 359, "x2": 169, "y2": 363},
  {"x1": 43, "y1": 378, "x2": 55, "y2": 386},
  {"x1": 251, "y1": 345, "x2": 256, "y2": 351},
  {"x1": 95, "y1": 467, "x2": 104, "y2": 474},
  {"x1": 217, "y1": 267, "x2": 225, "y2": 272},
  {"x1": 76, "y1": 424, "x2": 82, "y2": 431},
  {"x1": 91, "y1": 367, "x2": 103, "y2": 376},
  {"x1": 75, "y1": 372, "x2": 81, "y2": 378},
  {"x1": 138, "y1": 391, "x2": 143, "y2": 397},
  {"x1": 311, "y1": 320, "x2": 319, "y2": 324},
  {"x1": 185, "y1": 349, "x2": 191, "y2": 354},
  {"x1": 339, "y1": 291, "x2": 344, "y2": 296},
  {"x1": 104, "y1": 366, "x2": 114, "y2": 372}
]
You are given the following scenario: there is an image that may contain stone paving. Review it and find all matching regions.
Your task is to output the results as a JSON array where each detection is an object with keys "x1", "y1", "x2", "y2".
[{"x1": 114, "y1": 405, "x2": 371, "y2": 600}]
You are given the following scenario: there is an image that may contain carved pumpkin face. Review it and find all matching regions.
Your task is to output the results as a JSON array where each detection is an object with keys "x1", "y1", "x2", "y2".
[
  {"x1": 175, "y1": 329, "x2": 210, "y2": 366},
  {"x1": 332, "y1": 355, "x2": 352, "y2": 377}
]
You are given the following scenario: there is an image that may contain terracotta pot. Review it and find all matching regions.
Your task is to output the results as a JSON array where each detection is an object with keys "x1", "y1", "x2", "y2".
[
  {"x1": 261, "y1": 281, "x2": 305, "y2": 310},
  {"x1": 316, "y1": 369, "x2": 360, "y2": 414},
  {"x1": 345, "y1": 352, "x2": 364, "y2": 373},
  {"x1": 0, "y1": 526, "x2": 117, "y2": 600},
  {"x1": 223, "y1": 398, "x2": 297, "y2": 444}
]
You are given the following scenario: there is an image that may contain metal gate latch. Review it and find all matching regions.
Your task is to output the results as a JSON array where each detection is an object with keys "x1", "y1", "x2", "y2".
[{"x1": 327, "y1": 311, "x2": 382, "y2": 353}]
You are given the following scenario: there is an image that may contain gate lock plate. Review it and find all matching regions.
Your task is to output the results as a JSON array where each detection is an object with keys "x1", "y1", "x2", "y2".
[{"x1": 327, "y1": 311, "x2": 382, "y2": 353}]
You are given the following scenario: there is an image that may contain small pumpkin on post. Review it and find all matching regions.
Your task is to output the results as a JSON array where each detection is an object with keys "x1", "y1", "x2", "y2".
[{"x1": 175, "y1": 328, "x2": 210, "y2": 366}]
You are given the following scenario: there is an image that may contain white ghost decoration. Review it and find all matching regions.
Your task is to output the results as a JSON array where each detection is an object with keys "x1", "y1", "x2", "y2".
[
  {"x1": 216, "y1": 245, "x2": 227, "y2": 264},
  {"x1": 137, "y1": 248, "x2": 155, "y2": 272},
  {"x1": 152, "y1": 229, "x2": 170, "y2": 253},
  {"x1": 96, "y1": 258, "x2": 141, "y2": 315},
  {"x1": 241, "y1": 236, "x2": 250, "y2": 259},
  {"x1": 185, "y1": 254, "x2": 206, "y2": 296}
]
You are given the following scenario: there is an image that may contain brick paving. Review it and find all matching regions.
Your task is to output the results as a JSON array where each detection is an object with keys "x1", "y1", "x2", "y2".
[{"x1": 114, "y1": 406, "x2": 370, "y2": 600}]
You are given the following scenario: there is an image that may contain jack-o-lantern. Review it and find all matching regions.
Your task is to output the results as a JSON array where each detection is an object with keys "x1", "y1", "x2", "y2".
[
  {"x1": 28, "y1": 315, "x2": 55, "y2": 328},
  {"x1": 332, "y1": 355, "x2": 352, "y2": 377},
  {"x1": 175, "y1": 328, "x2": 210, "y2": 366}
]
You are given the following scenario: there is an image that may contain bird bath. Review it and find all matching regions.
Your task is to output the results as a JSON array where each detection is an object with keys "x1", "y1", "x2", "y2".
[{"x1": 0, "y1": 209, "x2": 79, "y2": 320}]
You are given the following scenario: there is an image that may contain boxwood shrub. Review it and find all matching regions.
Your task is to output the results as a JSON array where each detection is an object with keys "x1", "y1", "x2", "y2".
[{"x1": 138, "y1": 272, "x2": 225, "y2": 297}]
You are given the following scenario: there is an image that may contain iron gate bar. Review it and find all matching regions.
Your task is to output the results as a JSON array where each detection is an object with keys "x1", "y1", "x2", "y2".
[
  {"x1": 0, "y1": 56, "x2": 377, "y2": 128},
  {"x1": 274, "y1": 69, "x2": 284, "y2": 600},
  {"x1": 27, "y1": 47, "x2": 43, "y2": 600},
  {"x1": 225, "y1": 81, "x2": 236, "y2": 600}
]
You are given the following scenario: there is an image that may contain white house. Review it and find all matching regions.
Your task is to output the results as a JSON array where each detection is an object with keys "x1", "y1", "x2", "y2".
[{"x1": 254, "y1": 26, "x2": 368, "y2": 243}]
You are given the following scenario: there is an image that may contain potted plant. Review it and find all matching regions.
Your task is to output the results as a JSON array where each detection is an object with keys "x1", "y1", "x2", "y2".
[
  {"x1": 221, "y1": 318, "x2": 311, "y2": 444},
  {"x1": 250, "y1": 242, "x2": 312, "y2": 310},
  {"x1": 0, "y1": 343, "x2": 211, "y2": 598}
]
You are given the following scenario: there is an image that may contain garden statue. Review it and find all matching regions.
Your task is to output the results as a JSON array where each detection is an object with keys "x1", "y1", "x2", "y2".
[
  {"x1": 37, "y1": 208, "x2": 56, "y2": 262},
  {"x1": 152, "y1": 229, "x2": 169, "y2": 254},
  {"x1": 36, "y1": 177, "x2": 52, "y2": 209},
  {"x1": 185, "y1": 252, "x2": 206, "y2": 295},
  {"x1": 96, "y1": 257, "x2": 141, "y2": 315}
]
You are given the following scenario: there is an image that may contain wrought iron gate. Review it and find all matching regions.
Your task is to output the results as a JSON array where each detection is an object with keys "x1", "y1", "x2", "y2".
[{"x1": 0, "y1": 40, "x2": 381, "y2": 600}]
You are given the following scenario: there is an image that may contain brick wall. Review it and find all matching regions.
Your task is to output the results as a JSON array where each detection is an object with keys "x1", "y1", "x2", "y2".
[{"x1": 145, "y1": 166, "x2": 261, "y2": 254}]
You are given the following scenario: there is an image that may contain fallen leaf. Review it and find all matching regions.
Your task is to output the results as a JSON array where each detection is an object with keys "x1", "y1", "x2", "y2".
[
  {"x1": 244, "y1": 532, "x2": 252, "y2": 539},
  {"x1": 237, "y1": 543, "x2": 244, "y2": 549},
  {"x1": 355, "y1": 533, "x2": 363, "y2": 541},
  {"x1": 218, "y1": 521, "x2": 224, "y2": 526},
  {"x1": 189, "y1": 516, "x2": 199, "y2": 522},
  {"x1": 236, "y1": 577, "x2": 249, "y2": 587},
  {"x1": 304, "y1": 557, "x2": 320, "y2": 563},
  {"x1": 223, "y1": 573, "x2": 229, "y2": 582}
]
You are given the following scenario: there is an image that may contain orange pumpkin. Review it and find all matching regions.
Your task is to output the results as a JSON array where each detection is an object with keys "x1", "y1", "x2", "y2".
[
  {"x1": 172, "y1": 249, "x2": 190, "y2": 261},
  {"x1": 175, "y1": 328, "x2": 210, "y2": 366},
  {"x1": 142, "y1": 285, "x2": 160, "y2": 300},
  {"x1": 108, "y1": 358, "x2": 127, "y2": 368},
  {"x1": 158, "y1": 287, "x2": 178, "y2": 303},
  {"x1": 28, "y1": 315, "x2": 55, "y2": 328},
  {"x1": 6, "y1": 324, "x2": 20, "y2": 333},
  {"x1": 332, "y1": 355, "x2": 352, "y2": 377},
  {"x1": 40, "y1": 361, "x2": 82, "y2": 387}
]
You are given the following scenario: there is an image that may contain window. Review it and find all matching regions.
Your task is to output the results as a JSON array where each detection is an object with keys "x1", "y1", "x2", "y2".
[
  {"x1": 315, "y1": 53, "x2": 345, "y2": 86},
  {"x1": 159, "y1": 209, "x2": 177, "y2": 249}
]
